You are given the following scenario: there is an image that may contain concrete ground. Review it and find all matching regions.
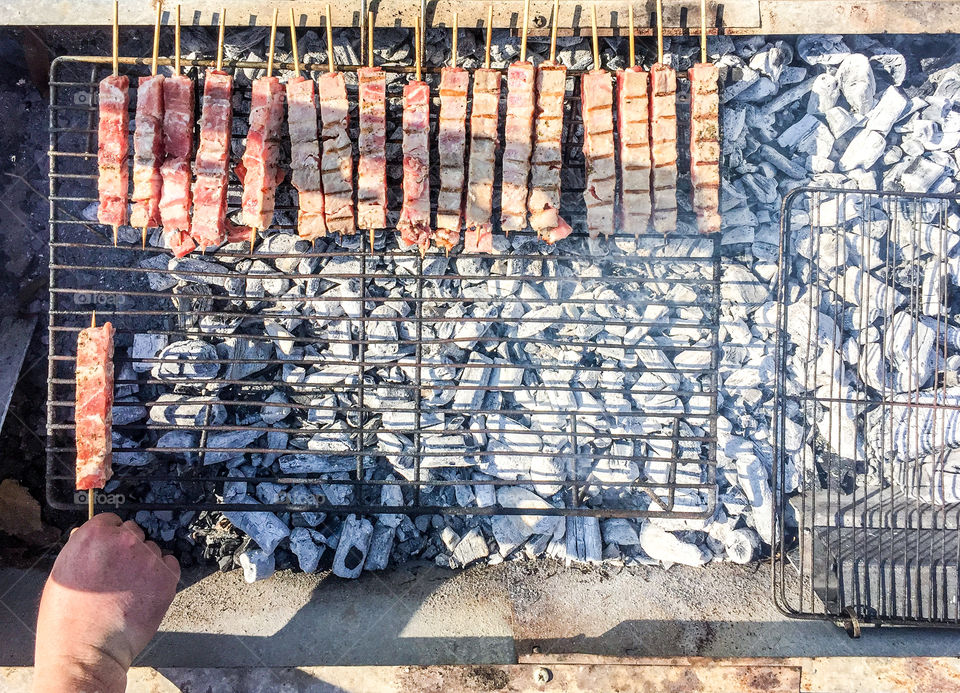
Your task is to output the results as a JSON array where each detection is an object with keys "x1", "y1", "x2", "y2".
[{"x1": 3, "y1": 559, "x2": 960, "y2": 672}]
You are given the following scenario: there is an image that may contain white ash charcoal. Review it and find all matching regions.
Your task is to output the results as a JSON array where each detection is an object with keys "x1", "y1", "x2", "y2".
[
  {"x1": 473, "y1": 474, "x2": 497, "y2": 507},
  {"x1": 156, "y1": 431, "x2": 199, "y2": 463},
  {"x1": 278, "y1": 454, "x2": 357, "y2": 474},
  {"x1": 420, "y1": 434, "x2": 471, "y2": 468},
  {"x1": 112, "y1": 432, "x2": 154, "y2": 466},
  {"x1": 748, "y1": 40, "x2": 793, "y2": 82},
  {"x1": 307, "y1": 394, "x2": 338, "y2": 426},
  {"x1": 837, "y1": 53, "x2": 877, "y2": 115},
  {"x1": 921, "y1": 260, "x2": 948, "y2": 316},
  {"x1": 720, "y1": 265, "x2": 769, "y2": 305},
  {"x1": 901, "y1": 157, "x2": 949, "y2": 193},
  {"x1": 829, "y1": 267, "x2": 907, "y2": 319},
  {"x1": 824, "y1": 107, "x2": 863, "y2": 141},
  {"x1": 639, "y1": 520, "x2": 710, "y2": 567},
  {"x1": 307, "y1": 427, "x2": 354, "y2": 453},
  {"x1": 777, "y1": 113, "x2": 822, "y2": 151},
  {"x1": 223, "y1": 496, "x2": 291, "y2": 553},
  {"x1": 452, "y1": 352, "x2": 493, "y2": 411},
  {"x1": 564, "y1": 516, "x2": 602, "y2": 565},
  {"x1": 866, "y1": 86, "x2": 908, "y2": 136},
  {"x1": 239, "y1": 548, "x2": 275, "y2": 583},
  {"x1": 290, "y1": 526, "x2": 325, "y2": 573},
  {"x1": 439, "y1": 526, "x2": 461, "y2": 553},
  {"x1": 647, "y1": 490, "x2": 712, "y2": 531},
  {"x1": 263, "y1": 430, "x2": 288, "y2": 468},
  {"x1": 516, "y1": 305, "x2": 565, "y2": 339},
  {"x1": 332, "y1": 514, "x2": 375, "y2": 579},
  {"x1": 255, "y1": 482, "x2": 286, "y2": 505},
  {"x1": 325, "y1": 320, "x2": 353, "y2": 361},
  {"x1": 113, "y1": 398, "x2": 147, "y2": 426},
  {"x1": 807, "y1": 74, "x2": 839, "y2": 114},
  {"x1": 139, "y1": 254, "x2": 178, "y2": 291},
  {"x1": 796, "y1": 35, "x2": 850, "y2": 65},
  {"x1": 492, "y1": 486, "x2": 563, "y2": 557},
  {"x1": 452, "y1": 527, "x2": 490, "y2": 567},
  {"x1": 838, "y1": 128, "x2": 886, "y2": 172},
  {"x1": 288, "y1": 485, "x2": 325, "y2": 526},
  {"x1": 724, "y1": 527, "x2": 762, "y2": 564},
  {"x1": 259, "y1": 392, "x2": 291, "y2": 424},
  {"x1": 378, "y1": 482, "x2": 405, "y2": 527},
  {"x1": 601, "y1": 518, "x2": 640, "y2": 546},
  {"x1": 168, "y1": 257, "x2": 229, "y2": 288},
  {"x1": 735, "y1": 452, "x2": 773, "y2": 544},
  {"x1": 319, "y1": 476, "x2": 353, "y2": 505},
  {"x1": 219, "y1": 338, "x2": 273, "y2": 380},
  {"x1": 364, "y1": 522, "x2": 396, "y2": 571},
  {"x1": 881, "y1": 313, "x2": 939, "y2": 392},
  {"x1": 303, "y1": 364, "x2": 357, "y2": 387},
  {"x1": 865, "y1": 388, "x2": 960, "y2": 463},
  {"x1": 263, "y1": 321, "x2": 296, "y2": 355},
  {"x1": 131, "y1": 334, "x2": 169, "y2": 373},
  {"x1": 202, "y1": 430, "x2": 263, "y2": 465},
  {"x1": 149, "y1": 395, "x2": 226, "y2": 427}
]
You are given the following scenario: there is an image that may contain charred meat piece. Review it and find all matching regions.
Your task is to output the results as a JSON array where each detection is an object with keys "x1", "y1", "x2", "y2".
[
  {"x1": 240, "y1": 76, "x2": 285, "y2": 230},
  {"x1": 398, "y1": 80, "x2": 431, "y2": 251},
  {"x1": 436, "y1": 66, "x2": 469, "y2": 251},
  {"x1": 130, "y1": 74, "x2": 164, "y2": 229},
  {"x1": 528, "y1": 63, "x2": 571, "y2": 244},
  {"x1": 357, "y1": 67, "x2": 388, "y2": 231},
  {"x1": 97, "y1": 75, "x2": 130, "y2": 227},
  {"x1": 649, "y1": 63, "x2": 678, "y2": 234},
  {"x1": 689, "y1": 62, "x2": 721, "y2": 234},
  {"x1": 463, "y1": 68, "x2": 501, "y2": 254},
  {"x1": 190, "y1": 69, "x2": 233, "y2": 250},
  {"x1": 616, "y1": 66, "x2": 652, "y2": 236},
  {"x1": 580, "y1": 69, "x2": 616, "y2": 238},
  {"x1": 286, "y1": 76, "x2": 327, "y2": 241},
  {"x1": 159, "y1": 75, "x2": 195, "y2": 256},
  {"x1": 75, "y1": 323, "x2": 115, "y2": 491},
  {"x1": 318, "y1": 72, "x2": 356, "y2": 235}
]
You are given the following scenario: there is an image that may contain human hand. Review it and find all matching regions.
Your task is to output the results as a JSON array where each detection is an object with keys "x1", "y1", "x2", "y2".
[{"x1": 34, "y1": 513, "x2": 180, "y2": 693}]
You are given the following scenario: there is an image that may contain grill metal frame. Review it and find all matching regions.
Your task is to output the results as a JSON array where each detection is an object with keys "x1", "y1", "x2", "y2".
[
  {"x1": 47, "y1": 54, "x2": 721, "y2": 520},
  {"x1": 774, "y1": 186, "x2": 960, "y2": 629}
]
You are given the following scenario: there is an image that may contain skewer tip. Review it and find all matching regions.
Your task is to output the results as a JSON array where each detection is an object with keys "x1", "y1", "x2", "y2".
[{"x1": 88, "y1": 489, "x2": 95, "y2": 520}]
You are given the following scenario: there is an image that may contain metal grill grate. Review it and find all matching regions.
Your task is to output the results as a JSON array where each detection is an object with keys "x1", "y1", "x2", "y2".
[
  {"x1": 774, "y1": 186, "x2": 960, "y2": 628},
  {"x1": 47, "y1": 55, "x2": 720, "y2": 520}
]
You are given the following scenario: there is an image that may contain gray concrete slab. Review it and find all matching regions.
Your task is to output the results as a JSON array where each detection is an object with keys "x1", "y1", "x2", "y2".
[{"x1": 4, "y1": 559, "x2": 960, "y2": 669}]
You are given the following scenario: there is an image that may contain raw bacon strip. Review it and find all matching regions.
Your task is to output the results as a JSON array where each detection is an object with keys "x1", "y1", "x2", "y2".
[
  {"x1": 500, "y1": 62, "x2": 535, "y2": 232},
  {"x1": 241, "y1": 76, "x2": 285, "y2": 230},
  {"x1": 318, "y1": 72, "x2": 356, "y2": 235},
  {"x1": 580, "y1": 70, "x2": 616, "y2": 238},
  {"x1": 649, "y1": 63, "x2": 678, "y2": 233},
  {"x1": 97, "y1": 75, "x2": 130, "y2": 227},
  {"x1": 159, "y1": 75, "x2": 194, "y2": 256},
  {"x1": 130, "y1": 74, "x2": 164, "y2": 229},
  {"x1": 436, "y1": 66, "x2": 469, "y2": 251},
  {"x1": 689, "y1": 62, "x2": 722, "y2": 234},
  {"x1": 398, "y1": 80, "x2": 431, "y2": 251},
  {"x1": 463, "y1": 68, "x2": 501, "y2": 254},
  {"x1": 190, "y1": 69, "x2": 233, "y2": 250},
  {"x1": 357, "y1": 67, "x2": 387, "y2": 231},
  {"x1": 75, "y1": 323, "x2": 115, "y2": 491},
  {"x1": 286, "y1": 76, "x2": 327, "y2": 241},
  {"x1": 528, "y1": 63, "x2": 571, "y2": 244},
  {"x1": 617, "y1": 66, "x2": 652, "y2": 236}
]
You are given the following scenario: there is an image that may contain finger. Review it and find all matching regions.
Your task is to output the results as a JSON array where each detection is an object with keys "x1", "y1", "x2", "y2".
[
  {"x1": 119, "y1": 519, "x2": 146, "y2": 542},
  {"x1": 143, "y1": 540, "x2": 162, "y2": 558},
  {"x1": 163, "y1": 554, "x2": 182, "y2": 581}
]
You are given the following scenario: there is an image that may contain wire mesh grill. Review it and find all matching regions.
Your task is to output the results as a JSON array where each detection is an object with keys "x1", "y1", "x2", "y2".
[
  {"x1": 47, "y1": 55, "x2": 720, "y2": 519},
  {"x1": 774, "y1": 186, "x2": 960, "y2": 627}
]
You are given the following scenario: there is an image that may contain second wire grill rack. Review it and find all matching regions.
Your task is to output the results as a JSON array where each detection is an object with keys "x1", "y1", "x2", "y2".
[{"x1": 47, "y1": 54, "x2": 720, "y2": 519}]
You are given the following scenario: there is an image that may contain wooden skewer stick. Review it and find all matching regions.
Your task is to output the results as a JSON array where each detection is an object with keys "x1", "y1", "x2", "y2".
[
  {"x1": 628, "y1": 4, "x2": 635, "y2": 68},
  {"x1": 591, "y1": 3, "x2": 600, "y2": 71},
  {"x1": 656, "y1": 0, "x2": 664, "y2": 65},
  {"x1": 326, "y1": 4, "x2": 335, "y2": 73},
  {"x1": 144, "y1": 3, "x2": 163, "y2": 250},
  {"x1": 174, "y1": 5, "x2": 181, "y2": 76},
  {"x1": 520, "y1": 0, "x2": 530, "y2": 63},
  {"x1": 267, "y1": 7, "x2": 278, "y2": 76},
  {"x1": 550, "y1": 0, "x2": 560, "y2": 63},
  {"x1": 88, "y1": 310, "x2": 97, "y2": 521},
  {"x1": 368, "y1": 10, "x2": 376, "y2": 252},
  {"x1": 452, "y1": 12, "x2": 458, "y2": 69},
  {"x1": 700, "y1": 0, "x2": 707, "y2": 64},
  {"x1": 415, "y1": 15, "x2": 421, "y2": 83},
  {"x1": 112, "y1": 0, "x2": 119, "y2": 77},
  {"x1": 289, "y1": 9, "x2": 302, "y2": 79},
  {"x1": 484, "y1": 6, "x2": 493, "y2": 70},
  {"x1": 216, "y1": 7, "x2": 226, "y2": 72}
]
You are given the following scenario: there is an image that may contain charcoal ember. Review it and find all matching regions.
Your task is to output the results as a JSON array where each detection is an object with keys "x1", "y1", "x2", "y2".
[
  {"x1": 152, "y1": 340, "x2": 220, "y2": 381},
  {"x1": 363, "y1": 522, "x2": 396, "y2": 571},
  {"x1": 639, "y1": 520, "x2": 711, "y2": 567},
  {"x1": 796, "y1": 35, "x2": 851, "y2": 65},
  {"x1": 149, "y1": 395, "x2": 227, "y2": 427},
  {"x1": 289, "y1": 526, "x2": 325, "y2": 573},
  {"x1": 837, "y1": 53, "x2": 878, "y2": 114},
  {"x1": 239, "y1": 548, "x2": 275, "y2": 583},
  {"x1": 332, "y1": 514, "x2": 374, "y2": 578}
]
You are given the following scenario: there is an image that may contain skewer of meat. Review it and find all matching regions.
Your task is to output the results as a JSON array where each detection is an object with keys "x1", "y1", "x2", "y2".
[
  {"x1": 580, "y1": 4, "x2": 616, "y2": 238},
  {"x1": 435, "y1": 12, "x2": 468, "y2": 253},
  {"x1": 287, "y1": 9, "x2": 327, "y2": 242},
  {"x1": 190, "y1": 7, "x2": 232, "y2": 252},
  {"x1": 357, "y1": 11, "x2": 387, "y2": 248},
  {"x1": 398, "y1": 14, "x2": 431, "y2": 252},
  {"x1": 97, "y1": 1, "x2": 128, "y2": 247},
  {"x1": 528, "y1": 0, "x2": 572, "y2": 244},
  {"x1": 131, "y1": 5, "x2": 164, "y2": 249},
  {"x1": 500, "y1": 0, "x2": 535, "y2": 235},
  {"x1": 650, "y1": 0, "x2": 678, "y2": 234},
  {"x1": 463, "y1": 8, "x2": 500, "y2": 254},
  {"x1": 616, "y1": 4, "x2": 652, "y2": 238},
  {"x1": 318, "y1": 4, "x2": 356, "y2": 237},
  {"x1": 689, "y1": 0, "x2": 721, "y2": 234},
  {"x1": 240, "y1": 8, "x2": 284, "y2": 253},
  {"x1": 76, "y1": 313, "x2": 114, "y2": 520},
  {"x1": 159, "y1": 4, "x2": 196, "y2": 258}
]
